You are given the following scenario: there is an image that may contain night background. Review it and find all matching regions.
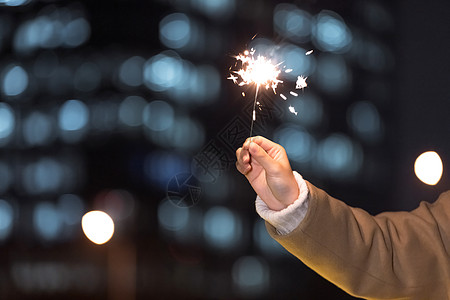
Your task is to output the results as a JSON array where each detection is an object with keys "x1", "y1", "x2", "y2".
[{"x1": 0, "y1": 0, "x2": 449, "y2": 299}]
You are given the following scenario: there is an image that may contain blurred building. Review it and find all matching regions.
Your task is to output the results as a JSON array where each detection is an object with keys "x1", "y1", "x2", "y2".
[{"x1": 0, "y1": 0, "x2": 448, "y2": 299}]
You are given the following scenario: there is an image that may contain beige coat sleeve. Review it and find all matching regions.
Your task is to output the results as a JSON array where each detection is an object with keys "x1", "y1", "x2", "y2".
[{"x1": 266, "y1": 181, "x2": 450, "y2": 299}]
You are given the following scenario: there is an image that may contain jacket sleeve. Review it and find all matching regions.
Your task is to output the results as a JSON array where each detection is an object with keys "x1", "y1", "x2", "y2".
[{"x1": 266, "y1": 181, "x2": 450, "y2": 299}]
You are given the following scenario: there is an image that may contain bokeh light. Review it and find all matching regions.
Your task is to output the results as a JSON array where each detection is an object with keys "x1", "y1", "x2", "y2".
[
  {"x1": 118, "y1": 95, "x2": 147, "y2": 127},
  {"x1": 315, "y1": 53, "x2": 351, "y2": 95},
  {"x1": 22, "y1": 111, "x2": 54, "y2": 147},
  {"x1": 58, "y1": 194, "x2": 85, "y2": 226},
  {"x1": 203, "y1": 206, "x2": 241, "y2": 249},
  {"x1": 190, "y1": 0, "x2": 235, "y2": 19},
  {"x1": 0, "y1": 199, "x2": 14, "y2": 241},
  {"x1": 274, "y1": 124, "x2": 316, "y2": 164},
  {"x1": 159, "y1": 13, "x2": 192, "y2": 50},
  {"x1": 0, "y1": 0, "x2": 32, "y2": 6},
  {"x1": 312, "y1": 10, "x2": 352, "y2": 53},
  {"x1": 23, "y1": 158, "x2": 64, "y2": 194},
  {"x1": 58, "y1": 99, "x2": 89, "y2": 131},
  {"x1": 316, "y1": 134, "x2": 363, "y2": 179},
  {"x1": 274, "y1": 4, "x2": 312, "y2": 42},
  {"x1": 414, "y1": 151, "x2": 443, "y2": 185},
  {"x1": 144, "y1": 151, "x2": 191, "y2": 188},
  {"x1": 158, "y1": 199, "x2": 190, "y2": 231},
  {"x1": 285, "y1": 91, "x2": 323, "y2": 128},
  {"x1": 1, "y1": 64, "x2": 29, "y2": 97},
  {"x1": 279, "y1": 44, "x2": 315, "y2": 79},
  {"x1": 13, "y1": 10, "x2": 90, "y2": 54},
  {"x1": 33, "y1": 202, "x2": 63, "y2": 241},
  {"x1": 73, "y1": 62, "x2": 101, "y2": 92},
  {"x1": 93, "y1": 189, "x2": 135, "y2": 221},
  {"x1": 232, "y1": 256, "x2": 269, "y2": 295},
  {"x1": 81, "y1": 211, "x2": 114, "y2": 245},
  {"x1": 0, "y1": 102, "x2": 15, "y2": 145},
  {"x1": 119, "y1": 56, "x2": 145, "y2": 87},
  {"x1": 62, "y1": 17, "x2": 91, "y2": 48},
  {"x1": 347, "y1": 101, "x2": 383, "y2": 143},
  {"x1": 143, "y1": 51, "x2": 186, "y2": 92},
  {"x1": 0, "y1": 162, "x2": 13, "y2": 194},
  {"x1": 142, "y1": 100, "x2": 174, "y2": 131}
]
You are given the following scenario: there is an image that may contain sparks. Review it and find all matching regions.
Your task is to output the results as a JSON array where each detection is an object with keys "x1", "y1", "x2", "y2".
[
  {"x1": 228, "y1": 48, "x2": 284, "y2": 136},
  {"x1": 296, "y1": 75, "x2": 308, "y2": 90},
  {"x1": 228, "y1": 45, "x2": 311, "y2": 136},
  {"x1": 289, "y1": 106, "x2": 298, "y2": 115},
  {"x1": 231, "y1": 50, "x2": 283, "y2": 93}
]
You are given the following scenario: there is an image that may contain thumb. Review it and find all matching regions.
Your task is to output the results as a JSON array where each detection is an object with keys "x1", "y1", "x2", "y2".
[{"x1": 249, "y1": 141, "x2": 276, "y2": 172}]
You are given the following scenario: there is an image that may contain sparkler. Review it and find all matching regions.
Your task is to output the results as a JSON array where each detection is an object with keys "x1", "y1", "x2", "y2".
[{"x1": 228, "y1": 47, "x2": 311, "y2": 136}]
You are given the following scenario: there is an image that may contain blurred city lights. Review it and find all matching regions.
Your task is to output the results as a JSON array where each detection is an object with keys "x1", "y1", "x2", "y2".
[
  {"x1": 119, "y1": 56, "x2": 145, "y2": 87},
  {"x1": 62, "y1": 17, "x2": 91, "y2": 48},
  {"x1": 190, "y1": 0, "x2": 235, "y2": 19},
  {"x1": 90, "y1": 101, "x2": 118, "y2": 132},
  {"x1": 22, "y1": 111, "x2": 55, "y2": 147},
  {"x1": 1, "y1": 64, "x2": 29, "y2": 97},
  {"x1": 0, "y1": 199, "x2": 14, "y2": 241},
  {"x1": 58, "y1": 194, "x2": 85, "y2": 226},
  {"x1": 13, "y1": 10, "x2": 90, "y2": 54},
  {"x1": 0, "y1": 162, "x2": 13, "y2": 194},
  {"x1": 279, "y1": 44, "x2": 315, "y2": 79},
  {"x1": 347, "y1": 101, "x2": 383, "y2": 143},
  {"x1": 316, "y1": 134, "x2": 363, "y2": 179},
  {"x1": 58, "y1": 99, "x2": 89, "y2": 142},
  {"x1": 273, "y1": 4, "x2": 312, "y2": 42},
  {"x1": 0, "y1": 102, "x2": 15, "y2": 144},
  {"x1": 274, "y1": 124, "x2": 316, "y2": 164},
  {"x1": 23, "y1": 158, "x2": 64, "y2": 194},
  {"x1": 157, "y1": 199, "x2": 190, "y2": 232},
  {"x1": 93, "y1": 189, "x2": 135, "y2": 221},
  {"x1": 33, "y1": 202, "x2": 63, "y2": 241},
  {"x1": 142, "y1": 100, "x2": 174, "y2": 132},
  {"x1": 144, "y1": 151, "x2": 191, "y2": 188},
  {"x1": 414, "y1": 151, "x2": 443, "y2": 185},
  {"x1": 284, "y1": 91, "x2": 323, "y2": 128},
  {"x1": 312, "y1": 10, "x2": 352, "y2": 53},
  {"x1": 232, "y1": 256, "x2": 269, "y2": 295},
  {"x1": 81, "y1": 211, "x2": 114, "y2": 245},
  {"x1": 159, "y1": 13, "x2": 192, "y2": 50},
  {"x1": 315, "y1": 53, "x2": 351, "y2": 95},
  {"x1": 73, "y1": 62, "x2": 101, "y2": 92},
  {"x1": 203, "y1": 206, "x2": 241, "y2": 249},
  {"x1": 33, "y1": 51, "x2": 59, "y2": 78},
  {"x1": 143, "y1": 51, "x2": 186, "y2": 92},
  {"x1": 118, "y1": 95, "x2": 147, "y2": 127},
  {"x1": 0, "y1": 0, "x2": 31, "y2": 6}
]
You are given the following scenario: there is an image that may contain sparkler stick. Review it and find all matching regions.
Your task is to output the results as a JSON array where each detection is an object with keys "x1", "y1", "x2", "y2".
[{"x1": 249, "y1": 84, "x2": 260, "y2": 137}]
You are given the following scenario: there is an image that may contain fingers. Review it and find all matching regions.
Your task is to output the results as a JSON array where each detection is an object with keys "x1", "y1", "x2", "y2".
[
  {"x1": 248, "y1": 136, "x2": 280, "y2": 152},
  {"x1": 248, "y1": 141, "x2": 276, "y2": 173},
  {"x1": 235, "y1": 147, "x2": 251, "y2": 175}
]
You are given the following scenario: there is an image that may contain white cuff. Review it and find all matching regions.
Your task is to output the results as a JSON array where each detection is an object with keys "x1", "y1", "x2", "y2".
[{"x1": 255, "y1": 171, "x2": 309, "y2": 235}]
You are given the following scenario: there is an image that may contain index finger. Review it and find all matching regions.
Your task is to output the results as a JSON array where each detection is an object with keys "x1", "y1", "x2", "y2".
[{"x1": 250, "y1": 136, "x2": 280, "y2": 152}]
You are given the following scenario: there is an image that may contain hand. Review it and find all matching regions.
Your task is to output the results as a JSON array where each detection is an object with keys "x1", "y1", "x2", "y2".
[{"x1": 236, "y1": 136, "x2": 299, "y2": 211}]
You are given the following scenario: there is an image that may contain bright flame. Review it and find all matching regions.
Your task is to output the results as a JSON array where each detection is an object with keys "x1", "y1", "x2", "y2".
[
  {"x1": 414, "y1": 151, "x2": 443, "y2": 185},
  {"x1": 229, "y1": 50, "x2": 283, "y2": 93},
  {"x1": 82, "y1": 210, "x2": 115, "y2": 245}
]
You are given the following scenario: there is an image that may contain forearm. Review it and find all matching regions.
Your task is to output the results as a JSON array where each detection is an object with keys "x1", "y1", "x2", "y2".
[{"x1": 262, "y1": 181, "x2": 450, "y2": 299}]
